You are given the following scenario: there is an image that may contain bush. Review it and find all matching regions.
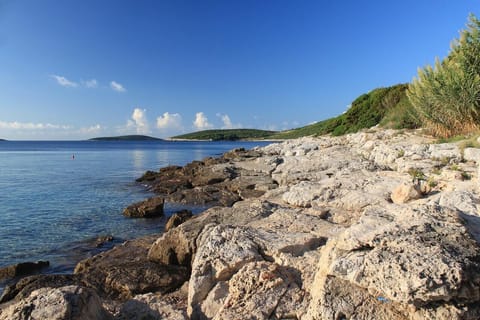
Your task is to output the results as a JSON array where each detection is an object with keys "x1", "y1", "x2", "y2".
[{"x1": 408, "y1": 14, "x2": 480, "y2": 138}]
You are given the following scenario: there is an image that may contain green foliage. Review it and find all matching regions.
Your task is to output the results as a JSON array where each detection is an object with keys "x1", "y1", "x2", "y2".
[
  {"x1": 171, "y1": 129, "x2": 277, "y2": 141},
  {"x1": 271, "y1": 83, "x2": 418, "y2": 139},
  {"x1": 408, "y1": 168, "x2": 426, "y2": 181},
  {"x1": 408, "y1": 14, "x2": 480, "y2": 137}
]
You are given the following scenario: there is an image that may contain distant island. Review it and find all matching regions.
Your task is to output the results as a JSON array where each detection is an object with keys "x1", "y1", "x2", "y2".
[
  {"x1": 89, "y1": 135, "x2": 163, "y2": 141},
  {"x1": 171, "y1": 129, "x2": 278, "y2": 141}
]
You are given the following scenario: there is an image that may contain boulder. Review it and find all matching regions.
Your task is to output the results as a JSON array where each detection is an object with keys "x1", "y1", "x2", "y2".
[
  {"x1": 0, "y1": 285, "x2": 112, "y2": 320},
  {"x1": 390, "y1": 182, "x2": 422, "y2": 203},
  {"x1": 187, "y1": 225, "x2": 263, "y2": 318},
  {"x1": 123, "y1": 197, "x2": 164, "y2": 218}
]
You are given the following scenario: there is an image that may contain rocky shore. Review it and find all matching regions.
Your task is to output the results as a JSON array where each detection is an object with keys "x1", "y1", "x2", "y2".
[{"x1": 2, "y1": 128, "x2": 480, "y2": 319}]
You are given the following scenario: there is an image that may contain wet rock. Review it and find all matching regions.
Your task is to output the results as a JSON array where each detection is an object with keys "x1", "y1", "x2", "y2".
[
  {"x1": 0, "y1": 285, "x2": 112, "y2": 320},
  {"x1": 165, "y1": 210, "x2": 193, "y2": 232},
  {"x1": 123, "y1": 197, "x2": 164, "y2": 218},
  {"x1": 0, "y1": 261, "x2": 49, "y2": 281}
]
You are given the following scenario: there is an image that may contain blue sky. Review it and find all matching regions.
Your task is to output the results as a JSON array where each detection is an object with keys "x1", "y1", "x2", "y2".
[{"x1": 0, "y1": 1, "x2": 478, "y2": 139}]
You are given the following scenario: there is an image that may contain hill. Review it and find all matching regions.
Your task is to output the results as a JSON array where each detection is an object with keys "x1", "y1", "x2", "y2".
[
  {"x1": 270, "y1": 83, "x2": 418, "y2": 139},
  {"x1": 171, "y1": 129, "x2": 277, "y2": 141},
  {"x1": 89, "y1": 135, "x2": 163, "y2": 141},
  {"x1": 171, "y1": 84, "x2": 419, "y2": 141}
]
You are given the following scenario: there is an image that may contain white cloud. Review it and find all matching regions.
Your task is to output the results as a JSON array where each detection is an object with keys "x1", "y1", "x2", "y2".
[
  {"x1": 110, "y1": 81, "x2": 126, "y2": 92},
  {"x1": 156, "y1": 112, "x2": 183, "y2": 130},
  {"x1": 0, "y1": 120, "x2": 71, "y2": 130},
  {"x1": 193, "y1": 112, "x2": 213, "y2": 130},
  {"x1": 51, "y1": 75, "x2": 78, "y2": 87},
  {"x1": 79, "y1": 124, "x2": 102, "y2": 134},
  {"x1": 216, "y1": 113, "x2": 242, "y2": 129},
  {"x1": 127, "y1": 108, "x2": 150, "y2": 134},
  {"x1": 84, "y1": 79, "x2": 98, "y2": 88}
]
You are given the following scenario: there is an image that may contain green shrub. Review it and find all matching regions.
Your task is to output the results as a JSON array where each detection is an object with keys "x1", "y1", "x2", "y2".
[{"x1": 408, "y1": 14, "x2": 480, "y2": 138}]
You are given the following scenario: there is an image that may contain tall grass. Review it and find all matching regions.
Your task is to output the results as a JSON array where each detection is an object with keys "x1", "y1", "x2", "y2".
[{"x1": 408, "y1": 14, "x2": 480, "y2": 138}]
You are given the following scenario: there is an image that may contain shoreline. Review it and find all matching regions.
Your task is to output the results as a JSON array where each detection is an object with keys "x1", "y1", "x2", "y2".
[{"x1": 2, "y1": 128, "x2": 480, "y2": 319}]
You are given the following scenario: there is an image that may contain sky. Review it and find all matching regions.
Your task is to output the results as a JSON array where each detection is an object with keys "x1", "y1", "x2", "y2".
[{"x1": 0, "y1": 1, "x2": 478, "y2": 140}]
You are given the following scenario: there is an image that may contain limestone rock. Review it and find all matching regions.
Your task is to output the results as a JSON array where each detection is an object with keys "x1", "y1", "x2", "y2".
[
  {"x1": 463, "y1": 147, "x2": 480, "y2": 163},
  {"x1": 0, "y1": 274, "x2": 78, "y2": 304},
  {"x1": 75, "y1": 235, "x2": 187, "y2": 300},
  {"x1": 148, "y1": 200, "x2": 277, "y2": 266},
  {"x1": 0, "y1": 285, "x2": 111, "y2": 320},
  {"x1": 165, "y1": 210, "x2": 193, "y2": 232},
  {"x1": 116, "y1": 292, "x2": 187, "y2": 320},
  {"x1": 391, "y1": 182, "x2": 422, "y2": 203},
  {"x1": 123, "y1": 197, "x2": 164, "y2": 218},
  {"x1": 187, "y1": 225, "x2": 263, "y2": 318},
  {"x1": 212, "y1": 262, "x2": 299, "y2": 320},
  {"x1": 306, "y1": 204, "x2": 480, "y2": 319}
]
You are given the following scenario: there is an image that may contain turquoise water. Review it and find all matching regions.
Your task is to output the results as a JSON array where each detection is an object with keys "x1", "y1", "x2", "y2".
[{"x1": 0, "y1": 140, "x2": 270, "y2": 274}]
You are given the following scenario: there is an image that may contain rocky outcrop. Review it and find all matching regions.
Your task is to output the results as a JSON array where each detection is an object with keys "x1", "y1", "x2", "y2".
[
  {"x1": 135, "y1": 148, "x2": 278, "y2": 207},
  {"x1": 74, "y1": 235, "x2": 188, "y2": 300},
  {"x1": 0, "y1": 261, "x2": 49, "y2": 281},
  {"x1": 123, "y1": 197, "x2": 164, "y2": 218},
  {"x1": 5, "y1": 128, "x2": 480, "y2": 319}
]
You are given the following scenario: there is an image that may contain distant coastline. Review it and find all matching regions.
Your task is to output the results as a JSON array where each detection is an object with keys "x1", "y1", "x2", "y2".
[{"x1": 89, "y1": 135, "x2": 163, "y2": 141}]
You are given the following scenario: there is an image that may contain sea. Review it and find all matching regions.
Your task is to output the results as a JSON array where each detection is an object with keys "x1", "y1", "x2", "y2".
[{"x1": 0, "y1": 140, "x2": 272, "y2": 285}]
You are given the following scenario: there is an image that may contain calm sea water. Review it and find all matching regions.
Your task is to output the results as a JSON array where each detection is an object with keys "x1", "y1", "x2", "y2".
[{"x1": 0, "y1": 140, "x2": 271, "y2": 276}]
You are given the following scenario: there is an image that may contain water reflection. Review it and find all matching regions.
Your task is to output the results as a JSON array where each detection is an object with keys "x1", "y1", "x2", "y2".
[{"x1": 131, "y1": 150, "x2": 145, "y2": 172}]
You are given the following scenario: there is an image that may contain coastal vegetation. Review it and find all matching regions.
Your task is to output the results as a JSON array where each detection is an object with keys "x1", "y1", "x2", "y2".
[
  {"x1": 89, "y1": 135, "x2": 163, "y2": 141},
  {"x1": 175, "y1": 15, "x2": 480, "y2": 141},
  {"x1": 173, "y1": 84, "x2": 418, "y2": 141},
  {"x1": 171, "y1": 129, "x2": 277, "y2": 141},
  {"x1": 408, "y1": 14, "x2": 480, "y2": 138},
  {"x1": 271, "y1": 83, "x2": 418, "y2": 139}
]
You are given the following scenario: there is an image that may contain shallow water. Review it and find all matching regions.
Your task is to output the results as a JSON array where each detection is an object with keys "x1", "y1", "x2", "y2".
[{"x1": 0, "y1": 140, "x2": 271, "y2": 275}]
